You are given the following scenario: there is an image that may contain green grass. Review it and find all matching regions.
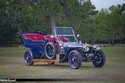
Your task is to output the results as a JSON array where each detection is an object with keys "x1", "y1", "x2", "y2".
[
  {"x1": 0, "y1": 46, "x2": 125, "y2": 83},
  {"x1": 103, "y1": 47, "x2": 125, "y2": 62}
]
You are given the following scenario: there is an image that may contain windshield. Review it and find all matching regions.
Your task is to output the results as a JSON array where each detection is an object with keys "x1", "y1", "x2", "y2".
[
  {"x1": 55, "y1": 27, "x2": 77, "y2": 42},
  {"x1": 56, "y1": 28, "x2": 73, "y2": 35}
]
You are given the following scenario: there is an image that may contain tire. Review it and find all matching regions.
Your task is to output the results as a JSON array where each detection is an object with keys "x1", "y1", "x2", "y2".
[
  {"x1": 68, "y1": 50, "x2": 82, "y2": 69},
  {"x1": 45, "y1": 42, "x2": 56, "y2": 59},
  {"x1": 24, "y1": 51, "x2": 34, "y2": 66},
  {"x1": 92, "y1": 50, "x2": 106, "y2": 67}
]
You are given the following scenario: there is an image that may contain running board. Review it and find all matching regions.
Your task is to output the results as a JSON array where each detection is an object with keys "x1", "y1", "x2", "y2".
[{"x1": 32, "y1": 54, "x2": 60, "y2": 64}]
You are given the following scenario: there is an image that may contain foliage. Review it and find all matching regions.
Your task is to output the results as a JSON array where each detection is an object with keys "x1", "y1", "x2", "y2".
[
  {"x1": 0, "y1": 0, "x2": 125, "y2": 46},
  {"x1": 95, "y1": 4, "x2": 125, "y2": 45}
]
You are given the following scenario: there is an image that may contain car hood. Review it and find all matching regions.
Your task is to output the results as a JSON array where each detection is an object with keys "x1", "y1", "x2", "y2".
[
  {"x1": 63, "y1": 42, "x2": 83, "y2": 48},
  {"x1": 62, "y1": 42, "x2": 100, "y2": 51}
]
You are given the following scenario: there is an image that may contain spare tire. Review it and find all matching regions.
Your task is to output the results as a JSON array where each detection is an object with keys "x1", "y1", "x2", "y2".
[{"x1": 45, "y1": 42, "x2": 56, "y2": 59}]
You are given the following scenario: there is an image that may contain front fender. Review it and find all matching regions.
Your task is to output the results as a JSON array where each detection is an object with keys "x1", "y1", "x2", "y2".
[{"x1": 60, "y1": 47, "x2": 80, "y2": 62}]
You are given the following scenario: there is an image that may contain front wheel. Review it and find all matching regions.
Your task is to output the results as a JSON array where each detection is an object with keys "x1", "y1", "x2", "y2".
[
  {"x1": 68, "y1": 50, "x2": 82, "y2": 69},
  {"x1": 92, "y1": 50, "x2": 106, "y2": 67},
  {"x1": 24, "y1": 51, "x2": 34, "y2": 66}
]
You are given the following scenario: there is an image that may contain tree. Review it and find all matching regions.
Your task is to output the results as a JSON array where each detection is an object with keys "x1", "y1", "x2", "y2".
[
  {"x1": 95, "y1": 4, "x2": 125, "y2": 45},
  {"x1": 108, "y1": 5, "x2": 125, "y2": 45},
  {"x1": 95, "y1": 9, "x2": 110, "y2": 43},
  {"x1": 0, "y1": 0, "x2": 107, "y2": 46}
]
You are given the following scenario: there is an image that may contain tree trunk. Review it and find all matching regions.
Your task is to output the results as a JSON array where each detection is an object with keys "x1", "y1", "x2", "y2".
[
  {"x1": 50, "y1": 15, "x2": 56, "y2": 36},
  {"x1": 111, "y1": 28, "x2": 115, "y2": 46}
]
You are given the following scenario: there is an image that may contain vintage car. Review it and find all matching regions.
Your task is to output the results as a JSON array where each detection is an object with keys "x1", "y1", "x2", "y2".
[{"x1": 19, "y1": 27, "x2": 106, "y2": 69}]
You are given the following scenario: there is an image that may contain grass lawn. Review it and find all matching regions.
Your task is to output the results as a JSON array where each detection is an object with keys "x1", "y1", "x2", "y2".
[{"x1": 0, "y1": 46, "x2": 125, "y2": 83}]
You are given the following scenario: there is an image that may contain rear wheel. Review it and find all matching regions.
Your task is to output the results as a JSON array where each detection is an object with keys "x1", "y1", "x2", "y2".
[
  {"x1": 92, "y1": 50, "x2": 106, "y2": 67},
  {"x1": 45, "y1": 42, "x2": 56, "y2": 59},
  {"x1": 24, "y1": 51, "x2": 34, "y2": 66},
  {"x1": 68, "y1": 50, "x2": 82, "y2": 69}
]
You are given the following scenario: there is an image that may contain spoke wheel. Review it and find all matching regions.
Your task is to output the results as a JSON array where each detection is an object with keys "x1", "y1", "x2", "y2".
[
  {"x1": 92, "y1": 50, "x2": 106, "y2": 67},
  {"x1": 24, "y1": 51, "x2": 34, "y2": 66},
  {"x1": 68, "y1": 50, "x2": 82, "y2": 69},
  {"x1": 45, "y1": 42, "x2": 55, "y2": 59}
]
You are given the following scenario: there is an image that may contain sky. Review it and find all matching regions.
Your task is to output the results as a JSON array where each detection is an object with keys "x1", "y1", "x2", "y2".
[{"x1": 91, "y1": 0, "x2": 125, "y2": 10}]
